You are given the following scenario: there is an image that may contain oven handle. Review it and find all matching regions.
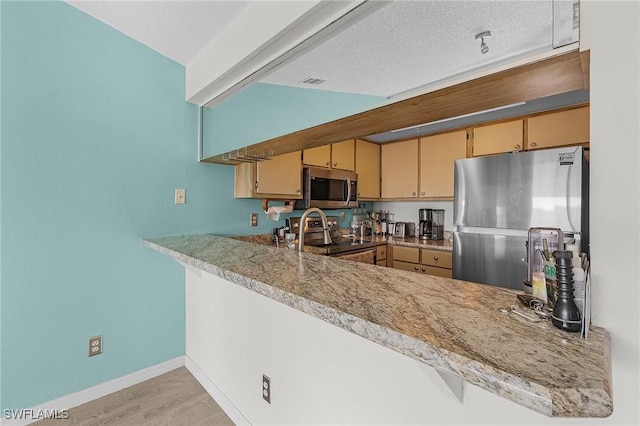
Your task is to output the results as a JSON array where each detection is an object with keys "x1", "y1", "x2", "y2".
[{"x1": 344, "y1": 177, "x2": 351, "y2": 206}]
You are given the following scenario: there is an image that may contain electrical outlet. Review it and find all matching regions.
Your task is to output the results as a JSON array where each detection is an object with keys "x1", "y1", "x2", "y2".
[
  {"x1": 262, "y1": 374, "x2": 271, "y2": 404},
  {"x1": 175, "y1": 188, "x2": 186, "y2": 204},
  {"x1": 250, "y1": 213, "x2": 258, "y2": 227},
  {"x1": 340, "y1": 211, "x2": 346, "y2": 221},
  {"x1": 88, "y1": 335, "x2": 103, "y2": 357}
]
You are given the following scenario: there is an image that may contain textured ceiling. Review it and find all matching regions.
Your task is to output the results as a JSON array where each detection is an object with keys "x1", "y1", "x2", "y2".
[
  {"x1": 261, "y1": 0, "x2": 554, "y2": 97},
  {"x1": 66, "y1": 0, "x2": 569, "y2": 101},
  {"x1": 67, "y1": 0, "x2": 251, "y2": 65}
]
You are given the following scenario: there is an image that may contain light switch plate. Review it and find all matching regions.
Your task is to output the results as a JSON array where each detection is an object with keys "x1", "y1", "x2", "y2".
[
  {"x1": 175, "y1": 188, "x2": 186, "y2": 204},
  {"x1": 250, "y1": 213, "x2": 258, "y2": 227}
]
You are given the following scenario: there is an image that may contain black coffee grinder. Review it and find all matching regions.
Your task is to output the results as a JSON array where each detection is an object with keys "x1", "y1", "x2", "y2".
[{"x1": 419, "y1": 209, "x2": 432, "y2": 239}]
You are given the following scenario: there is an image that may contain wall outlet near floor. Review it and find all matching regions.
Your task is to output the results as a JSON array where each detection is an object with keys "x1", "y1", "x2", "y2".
[
  {"x1": 250, "y1": 213, "x2": 258, "y2": 227},
  {"x1": 88, "y1": 335, "x2": 103, "y2": 357},
  {"x1": 262, "y1": 374, "x2": 271, "y2": 404},
  {"x1": 174, "y1": 188, "x2": 186, "y2": 204}
]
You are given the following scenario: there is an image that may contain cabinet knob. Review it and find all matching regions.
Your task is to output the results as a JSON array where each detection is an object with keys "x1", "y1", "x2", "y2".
[
  {"x1": 326, "y1": 161, "x2": 331, "y2": 166},
  {"x1": 412, "y1": 192, "x2": 416, "y2": 196},
  {"x1": 414, "y1": 266, "x2": 419, "y2": 271},
  {"x1": 421, "y1": 268, "x2": 426, "y2": 272},
  {"x1": 530, "y1": 142, "x2": 537, "y2": 147},
  {"x1": 514, "y1": 144, "x2": 521, "y2": 150},
  {"x1": 421, "y1": 192, "x2": 425, "y2": 196},
  {"x1": 434, "y1": 256, "x2": 438, "y2": 261},
  {"x1": 296, "y1": 189, "x2": 300, "y2": 193},
  {"x1": 333, "y1": 162, "x2": 337, "y2": 167}
]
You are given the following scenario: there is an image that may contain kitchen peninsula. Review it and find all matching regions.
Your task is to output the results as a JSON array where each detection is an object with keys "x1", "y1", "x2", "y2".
[{"x1": 142, "y1": 234, "x2": 611, "y2": 420}]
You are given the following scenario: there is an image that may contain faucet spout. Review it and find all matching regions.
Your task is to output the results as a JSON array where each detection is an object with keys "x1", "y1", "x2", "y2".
[{"x1": 298, "y1": 207, "x2": 333, "y2": 251}]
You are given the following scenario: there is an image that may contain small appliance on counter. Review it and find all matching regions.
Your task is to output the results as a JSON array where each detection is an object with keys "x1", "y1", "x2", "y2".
[
  {"x1": 431, "y1": 209, "x2": 445, "y2": 240},
  {"x1": 418, "y1": 208, "x2": 432, "y2": 239},
  {"x1": 393, "y1": 222, "x2": 415, "y2": 238}
]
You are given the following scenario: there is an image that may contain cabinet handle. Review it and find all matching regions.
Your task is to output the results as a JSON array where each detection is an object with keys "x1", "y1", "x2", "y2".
[
  {"x1": 296, "y1": 189, "x2": 300, "y2": 193},
  {"x1": 255, "y1": 181, "x2": 259, "y2": 189},
  {"x1": 514, "y1": 144, "x2": 521, "y2": 150},
  {"x1": 530, "y1": 142, "x2": 537, "y2": 147}
]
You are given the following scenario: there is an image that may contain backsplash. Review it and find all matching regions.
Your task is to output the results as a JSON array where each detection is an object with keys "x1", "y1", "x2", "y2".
[{"x1": 373, "y1": 201, "x2": 454, "y2": 231}]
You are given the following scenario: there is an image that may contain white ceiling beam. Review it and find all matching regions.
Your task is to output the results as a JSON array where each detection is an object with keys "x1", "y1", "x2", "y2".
[{"x1": 185, "y1": 0, "x2": 388, "y2": 106}]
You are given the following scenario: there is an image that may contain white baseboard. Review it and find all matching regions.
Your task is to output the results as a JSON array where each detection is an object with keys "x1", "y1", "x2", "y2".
[
  {"x1": 1, "y1": 356, "x2": 185, "y2": 426},
  {"x1": 185, "y1": 355, "x2": 251, "y2": 425}
]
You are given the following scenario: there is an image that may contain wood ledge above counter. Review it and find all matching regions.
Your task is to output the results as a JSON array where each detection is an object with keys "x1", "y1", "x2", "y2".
[
  {"x1": 204, "y1": 50, "x2": 588, "y2": 165},
  {"x1": 142, "y1": 234, "x2": 612, "y2": 418}
]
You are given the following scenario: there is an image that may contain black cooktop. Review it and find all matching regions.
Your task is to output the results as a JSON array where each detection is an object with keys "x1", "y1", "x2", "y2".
[{"x1": 304, "y1": 236, "x2": 378, "y2": 255}]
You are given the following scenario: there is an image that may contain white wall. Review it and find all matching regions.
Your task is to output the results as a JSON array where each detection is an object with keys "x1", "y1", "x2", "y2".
[
  {"x1": 187, "y1": 268, "x2": 619, "y2": 424},
  {"x1": 588, "y1": 0, "x2": 640, "y2": 423}
]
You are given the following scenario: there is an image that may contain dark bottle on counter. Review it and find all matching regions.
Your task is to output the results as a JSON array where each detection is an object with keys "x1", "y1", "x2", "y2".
[{"x1": 551, "y1": 250, "x2": 582, "y2": 332}]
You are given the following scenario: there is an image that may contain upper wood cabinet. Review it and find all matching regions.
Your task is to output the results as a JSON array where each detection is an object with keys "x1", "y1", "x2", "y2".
[
  {"x1": 302, "y1": 145, "x2": 331, "y2": 167},
  {"x1": 473, "y1": 120, "x2": 524, "y2": 156},
  {"x1": 419, "y1": 130, "x2": 467, "y2": 198},
  {"x1": 355, "y1": 139, "x2": 380, "y2": 199},
  {"x1": 381, "y1": 139, "x2": 419, "y2": 199},
  {"x1": 303, "y1": 139, "x2": 354, "y2": 171},
  {"x1": 527, "y1": 106, "x2": 589, "y2": 150},
  {"x1": 235, "y1": 151, "x2": 302, "y2": 199}
]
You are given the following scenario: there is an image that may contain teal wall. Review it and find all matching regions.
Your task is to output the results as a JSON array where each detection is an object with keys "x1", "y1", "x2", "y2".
[
  {"x1": 0, "y1": 1, "x2": 363, "y2": 411},
  {"x1": 202, "y1": 82, "x2": 386, "y2": 157}
]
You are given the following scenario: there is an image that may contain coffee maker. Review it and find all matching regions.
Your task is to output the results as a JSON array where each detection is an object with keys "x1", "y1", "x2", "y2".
[
  {"x1": 418, "y1": 209, "x2": 432, "y2": 239},
  {"x1": 431, "y1": 209, "x2": 445, "y2": 240}
]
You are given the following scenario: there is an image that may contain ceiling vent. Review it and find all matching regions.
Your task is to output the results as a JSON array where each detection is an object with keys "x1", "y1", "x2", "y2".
[{"x1": 298, "y1": 77, "x2": 326, "y2": 85}]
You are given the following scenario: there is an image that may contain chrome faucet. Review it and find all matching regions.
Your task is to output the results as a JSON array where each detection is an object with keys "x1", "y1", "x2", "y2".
[{"x1": 298, "y1": 207, "x2": 332, "y2": 251}]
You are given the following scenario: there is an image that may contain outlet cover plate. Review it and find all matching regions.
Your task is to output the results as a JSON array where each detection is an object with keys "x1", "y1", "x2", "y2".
[
  {"x1": 262, "y1": 374, "x2": 271, "y2": 403},
  {"x1": 89, "y1": 335, "x2": 103, "y2": 357}
]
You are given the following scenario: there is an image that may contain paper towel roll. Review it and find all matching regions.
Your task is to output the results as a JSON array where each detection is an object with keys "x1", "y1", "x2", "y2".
[{"x1": 265, "y1": 205, "x2": 293, "y2": 221}]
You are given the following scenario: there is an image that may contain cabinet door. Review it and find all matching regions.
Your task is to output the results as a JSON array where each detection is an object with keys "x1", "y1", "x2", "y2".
[
  {"x1": 331, "y1": 139, "x2": 355, "y2": 171},
  {"x1": 303, "y1": 145, "x2": 331, "y2": 167},
  {"x1": 381, "y1": 139, "x2": 419, "y2": 198},
  {"x1": 256, "y1": 151, "x2": 302, "y2": 196},
  {"x1": 393, "y1": 246, "x2": 420, "y2": 263},
  {"x1": 420, "y1": 249, "x2": 452, "y2": 269},
  {"x1": 393, "y1": 260, "x2": 420, "y2": 273},
  {"x1": 473, "y1": 120, "x2": 523, "y2": 156},
  {"x1": 420, "y1": 266, "x2": 453, "y2": 278},
  {"x1": 528, "y1": 106, "x2": 589, "y2": 150},
  {"x1": 419, "y1": 130, "x2": 467, "y2": 198},
  {"x1": 355, "y1": 139, "x2": 380, "y2": 199}
]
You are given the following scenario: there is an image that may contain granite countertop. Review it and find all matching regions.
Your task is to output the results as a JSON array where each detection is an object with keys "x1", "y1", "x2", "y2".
[{"x1": 142, "y1": 234, "x2": 612, "y2": 418}]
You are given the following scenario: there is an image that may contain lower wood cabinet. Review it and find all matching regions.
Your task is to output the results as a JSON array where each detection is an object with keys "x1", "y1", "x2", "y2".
[
  {"x1": 376, "y1": 244, "x2": 387, "y2": 267},
  {"x1": 420, "y1": 249, "x2": 452, "y2": 278},
  {"x1": 391, "y1": 246, "x2": 452, "y2": 278}
]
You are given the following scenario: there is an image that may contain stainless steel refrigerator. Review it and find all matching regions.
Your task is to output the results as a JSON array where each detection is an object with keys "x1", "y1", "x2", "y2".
[{"x1": 452, "y1": 146, "x2": 589, "y2": 290}]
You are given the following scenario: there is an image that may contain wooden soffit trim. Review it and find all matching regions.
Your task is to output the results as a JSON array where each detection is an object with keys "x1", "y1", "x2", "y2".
[{"x1": 205, "y1": 49, "x2": 587, "y2": 164}]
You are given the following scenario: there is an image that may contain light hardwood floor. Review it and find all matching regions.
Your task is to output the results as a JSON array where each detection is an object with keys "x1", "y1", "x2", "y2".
[{"x1": 34, "y1": 367, "x2": 235, "y2": 426}]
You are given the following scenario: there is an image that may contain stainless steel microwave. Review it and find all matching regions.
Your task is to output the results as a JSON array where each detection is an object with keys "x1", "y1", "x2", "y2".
[{"x1": 294, "y1": 167, "x2": 358, "y2": 210}]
